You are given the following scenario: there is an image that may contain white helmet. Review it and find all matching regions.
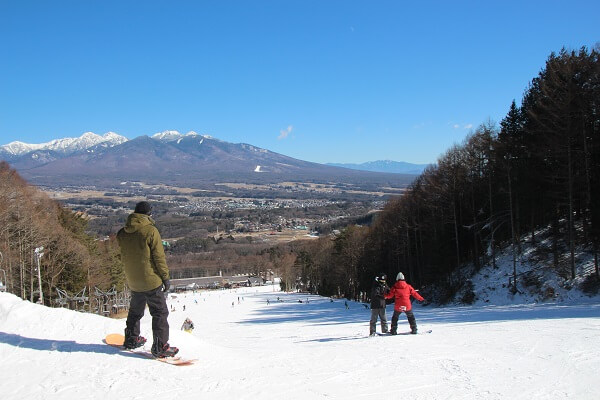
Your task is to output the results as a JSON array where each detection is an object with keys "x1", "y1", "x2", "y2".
[{"x1": 396, "y1": 272, "x2": 405, "y2": 281}]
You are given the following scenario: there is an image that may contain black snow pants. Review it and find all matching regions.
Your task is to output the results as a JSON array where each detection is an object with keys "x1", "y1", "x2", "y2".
[
  {"x1": 390, "y1": 309, "x2": 417, "y2": 333},
  {"x1": 126, "y1": 285, "x2": 170, "y2": 346},
  {"x1": 369, "y1": 308, "x2": 388, "y2": 334}
]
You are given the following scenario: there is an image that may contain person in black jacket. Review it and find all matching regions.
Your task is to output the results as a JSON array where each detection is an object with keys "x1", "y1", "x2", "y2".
[{"x1": 369, "y1": 273, "x2": 390, "y2": 336}]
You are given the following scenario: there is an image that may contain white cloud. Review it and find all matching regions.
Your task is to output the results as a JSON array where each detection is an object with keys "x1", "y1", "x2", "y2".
[
  {"x1": 278, "y1": 125, "x2": 293, "y2": 140},
  {"x1": 451, "y1": 123, "x2": 473, "y2": 130}
]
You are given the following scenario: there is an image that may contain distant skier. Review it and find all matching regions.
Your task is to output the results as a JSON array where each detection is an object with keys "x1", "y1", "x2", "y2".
[
  {"x1": 369, "y1": 273, "x2": 389, "y2": 336},
  {"x1": 385, "y1": 272, "x2": 425, "y2": 334},
  {"x1": 117, "y1": 201, "x2": 179, "y2": 357},
  {"x1": 181, "y1": 318, "x2": 194, "y2": 333}
]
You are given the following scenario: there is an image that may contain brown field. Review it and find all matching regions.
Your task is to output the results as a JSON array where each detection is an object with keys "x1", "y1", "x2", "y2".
[
  {"x1": 43, "y1": 180, "x2": 396, "y2": 202},
  {"x1": 216, "y1": 181, "x2": 396, "y2": 196},
  {"x1": 226, "y1": 229, "x2": 319, "y2": 244}
]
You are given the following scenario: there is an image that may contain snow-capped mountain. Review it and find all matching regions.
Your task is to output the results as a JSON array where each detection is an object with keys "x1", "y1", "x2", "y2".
[
  {"x1": 0, "y1": 132, "x2": 128, "y2": 156},
  {"x1": 151, "y1": 130, "x2": 214, "y2": 142}
]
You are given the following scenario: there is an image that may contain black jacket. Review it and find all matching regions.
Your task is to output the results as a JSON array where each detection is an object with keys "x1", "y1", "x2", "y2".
[{"x1": 370, "y1": 282, "x2": 389, "y2": 309}]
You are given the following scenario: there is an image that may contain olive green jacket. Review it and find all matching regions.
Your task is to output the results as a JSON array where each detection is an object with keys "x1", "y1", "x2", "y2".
[{"x1": 117, "y1": 213, "x2": 170, "y2": 292}]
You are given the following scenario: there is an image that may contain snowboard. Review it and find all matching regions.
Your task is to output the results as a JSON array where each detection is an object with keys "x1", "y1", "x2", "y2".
[
  {"x1": 104, "y1": 333, "x2": 197, "y2": 366},
  {"x1": 375, "y1": 329, "x2": 432, "y2": 336}
]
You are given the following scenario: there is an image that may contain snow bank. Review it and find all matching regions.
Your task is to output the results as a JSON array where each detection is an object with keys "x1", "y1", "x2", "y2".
[{"x1": 1, "y1": 285, "x2": 599, "y2": 400}]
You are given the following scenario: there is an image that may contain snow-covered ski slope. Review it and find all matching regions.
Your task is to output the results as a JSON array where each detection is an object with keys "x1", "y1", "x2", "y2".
[{"x1": 1, "y1": 285, "x2": 599, "y2": 400}]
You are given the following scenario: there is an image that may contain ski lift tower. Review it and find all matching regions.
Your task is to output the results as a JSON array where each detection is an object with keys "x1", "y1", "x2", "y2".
[{"x1": 34, "y1": 247, "x2": 44, "y2": 304}]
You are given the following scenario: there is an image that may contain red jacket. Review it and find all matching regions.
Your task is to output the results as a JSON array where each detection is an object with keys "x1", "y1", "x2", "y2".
[{"x1": 385, "y1": 280, "x2": 424, "y2": 312}]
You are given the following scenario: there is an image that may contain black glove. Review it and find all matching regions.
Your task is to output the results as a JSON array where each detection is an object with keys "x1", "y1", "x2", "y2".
[{"x1": 162, "y1": 280, "x2": 170, "y2": 292}]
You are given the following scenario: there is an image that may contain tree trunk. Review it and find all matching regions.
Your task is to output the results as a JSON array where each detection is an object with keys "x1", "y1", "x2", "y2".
[
  {"x1": 453, "y1": 199, "x2": 461, "y2": 270},
  {"x1": 552, "y1": 207, "x2": 560, "y2": 268},
  {"x1": 488, "y1": 168, "x2": 496, "y2": 268},
  {"x1": 595, "y1": 243, "x2": 599, "y2": 277},
  {"x1": 508, "y1": 165, "x2": 518, "y2": 292},
  {"x1": 567, "y1": 137, "x2": 576, "y2": 279},
  {"x1": 530, "y1": 199, "x2": 536, "y2": 244},
  {"x1": 471, "y1": 185, "x2": 480, "y2": 270}
]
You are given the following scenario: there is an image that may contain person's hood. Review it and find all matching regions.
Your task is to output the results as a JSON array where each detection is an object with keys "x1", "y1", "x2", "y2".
[
  {"x1": 123, "y1": 213, "x2": 155, "y2": 233},
  {"x1": 394, "y1": 280, "x2": 408, "y2": 289}
]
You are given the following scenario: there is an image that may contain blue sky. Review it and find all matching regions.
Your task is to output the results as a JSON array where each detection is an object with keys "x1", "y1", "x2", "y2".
[{"x1": 1, "y1": 1, "x2": 598, "y2": 164}]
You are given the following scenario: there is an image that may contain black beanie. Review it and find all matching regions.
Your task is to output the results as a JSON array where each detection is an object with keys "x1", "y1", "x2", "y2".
[{"x1": 134, "y1": 201, "x2": 152, "y2": 215}]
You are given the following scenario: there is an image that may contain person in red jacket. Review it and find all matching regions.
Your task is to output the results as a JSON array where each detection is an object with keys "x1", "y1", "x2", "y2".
[{"x1": 385, "y1": 272, "x2": 425, "y2": 334}]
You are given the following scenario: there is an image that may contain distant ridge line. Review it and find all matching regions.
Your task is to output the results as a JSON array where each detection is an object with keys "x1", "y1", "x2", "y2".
[{"x1": 326, "y1": 160, "x2": 429, "y2": 175}]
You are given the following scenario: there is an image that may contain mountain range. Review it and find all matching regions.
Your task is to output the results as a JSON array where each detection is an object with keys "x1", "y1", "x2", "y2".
[
  {"x1": 0, "y1": 131, "x2": 128, "y2": 157},
  {"x1": 326, "y1": 160, "x2": 429, "y2": 175},
  {"x1": 0, "y1": 131, "x2": 419, "y2": 188}
]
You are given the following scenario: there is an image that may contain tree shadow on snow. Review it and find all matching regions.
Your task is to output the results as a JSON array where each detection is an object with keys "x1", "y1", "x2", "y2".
[
  {"x1": 296, "y1": 335, "x2": 369, "y2": 343},
  {"x1": 236, "y1": 294, "x2": 600, "y2": 328},
  {"x1": 237, "y1": 298, "x2": 370, "y2": 326},
  {"x1": 417, "y1": 302, "x2": 600, "y2": 325},
  {"x1": 0, "y1": 332, "x2": 142, "y2": 360}
]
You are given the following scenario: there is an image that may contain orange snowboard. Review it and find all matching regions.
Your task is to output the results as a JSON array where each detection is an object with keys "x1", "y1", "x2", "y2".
[{"x1": 104, "y1": 333, "x2": 196, "y2": 366}]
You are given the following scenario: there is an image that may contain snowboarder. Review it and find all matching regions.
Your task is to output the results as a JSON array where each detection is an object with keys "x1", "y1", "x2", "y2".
[
  {"x1": 369, "y1": 273, "x2": 389, "y2": 336},
  {"x1": 117, "y1": 201, "x2": 179, "y2": 357},
  {"x1": 181, "y1": 318, "x2": 194, "y2": 333},
  {"x1": 385, "y1": 272, "x2": 425, "y2": 334}
]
